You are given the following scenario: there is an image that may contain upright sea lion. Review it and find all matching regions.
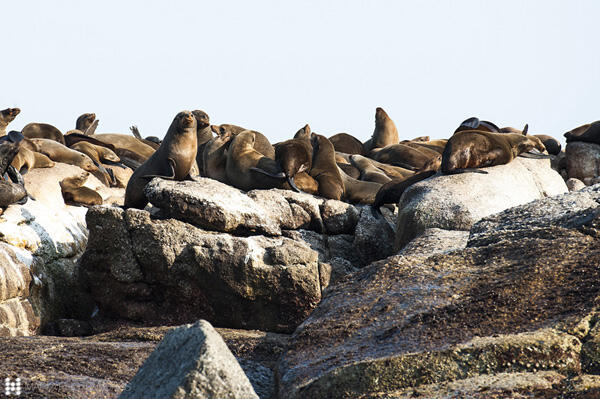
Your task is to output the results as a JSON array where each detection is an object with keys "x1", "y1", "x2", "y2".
[
  {"x1": 76, "y1": 113, "x2": 97, "y2": 135},
  {"x1": 11, "y1": 147, "x2": 55, "y2": 174},
  {"x1": 564, "y1": 121, "x2": 600, "y2": 144},
  {"x1": 370, "y1": 143, "x2": 434, "y2": 171},
  {"x1": 337, "y1": 166, "x2": 382, "y2": 204},
  {"x1": 293, "y1": 124, "x2": 312, "y2": 140},
  {"x1": 124, "y1": 111, "x2": 198, "y2": 209},
  {"x1": 212, "y1": 124, "x2": 275, "y2": 159},
  {"x1": 363, "y1": 107, "x2": 399, "y2": 153},
  {"x1": 349, "y1": 155, "x2": 392, "y2": 184},
  {"x1": 0, "y1": 108, "x2": 20, "y2": 136},
  {"x1": 372, "y1": 170, "x2": 437, "y2": 212},
  {"x1": 60, "y1": 172, "x2": 103, "y2": 206},
  {"x1": 274, "y1": 136, "x2": 313, "y2": 192},
  {"x1": 309, "y1": 134, "x2": 344, "y2": 200},
  {"x1": 226, "y1": 130, "x2": 284, "y2": 191},
  {"x1": 329, "y1": 133, "x2": 364, "y2": 155},
  {"x1": 441, "y1": 127, "x2": 547, "y2": 174},
  {"x1": 192, "y1": 110, "x2": 213, "y2": 176},
  {"x1": 22, "y1": 122, "x2": 65, "y2": 145}
]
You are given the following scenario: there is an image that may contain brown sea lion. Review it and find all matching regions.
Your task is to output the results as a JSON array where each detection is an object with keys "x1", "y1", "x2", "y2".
[
  {"x1": 337, "y1": 166, "x2": 382, "y2": 204},
  {"x1": 401, "y1": 141, "x2": 444, "y2": 158},
  {"x1": 226, "y1": 130, "x2": 284, "y2": 191},
  {"x1": 564, "y1": 121, "x2": 600, "y2": 144},
  {"x1": 129, "y1": 126, "x2": 161, "y2": 150},
  {"x1": 293, "y1": 124, "x2": 311, "y2": 140},
  {"x1": 192, "y1": 110, "x2": 213, "y2": 176},
  {"x1": 372, "y1": 170, "x2": 437, "y2": 212},
  {"x1": 0, "y1": 108, "x2": 20, "y2": 136},
  {"x1": 203, "y1": 132, "x2": 233, "y2": 183},
  {"x1": 364, "y1": 158, "x2": 414, "y2": 179},
  {"x1": 349, "y1": 155, "x2": 392, "y2": 184},
  {"x1": 441, "y1": 127, "x2": 547, "y2": 174},
  {"x1": 76, "y1": 113, "x2": 98, "y2": 135},
  {"x1": 211, "y1": 124, "x2": 275, "y2": 159},
  {"x1": 64, "y1": 132, "x2": 117, "y2": 152},
  {"x1": 0, "y1": 179, "x2": 27, "y2": 207},
  {"x1": 410, "y1": 135, "x2": 430, "y2": 142},
  {"x1": 309, "y1": 134, "x2": 344, "y2": 200},
  {"x1": 370, "y1": 143, "x2": 434, "y2": 171},
  {"x1": 337, "y1": 162, "x2": 360, "y2": 179},
  {"x1": 124, "y1": 111, "x2": 198, "y2": 209},
  {"x1": 454, "y1": 117, "x2": 500, "y2": 133},
  {"x1": 534, "y1": 134, "x2": 561, "y2": 156},
  {"x1": 363, "y1": 107, "x2": 399, "y2": 153},
  {"x1": 92, "y1": 134, "x2": 155, "y2": 160},
  {"x1": 285, "y1": 172, "x2": 319, "y2": 195},
  {"x1": 60, "y1": 172, "x2": 103, "y2": 206},
  {"x1": 70, "y1": 141, "x2": 121, "y2": 165},
  {"x1": 11, "y1": 147, "x2": 55, "y2": 174},
  {"x1": 274, "y1": 136, "x2": 313, "y2": 192},
  {"x1": 22, "y1": 122, "x2": 65, "y2": 145},
  {"x1": 329, "y1": 133, "x2": 364, "y2": 155}
]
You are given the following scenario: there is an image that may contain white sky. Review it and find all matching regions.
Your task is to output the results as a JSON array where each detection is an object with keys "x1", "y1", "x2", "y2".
[{"x1": 2, "y1": 1, "x2": 599, "y2": 143}]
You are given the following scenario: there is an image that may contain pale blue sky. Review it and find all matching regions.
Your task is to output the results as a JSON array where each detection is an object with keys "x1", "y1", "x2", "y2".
[{"x1": 2, "y1": 1, "x2": 599, "y2": 143}]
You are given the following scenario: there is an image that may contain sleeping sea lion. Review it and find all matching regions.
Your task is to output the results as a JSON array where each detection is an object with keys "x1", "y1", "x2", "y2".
[
  {"x1": 564, "y1": 121, "x2": 600, "y2": 144},
  {"x1": 534, "y1": 134, "x2": 561, "y2": 156},
  {"x1": 337, "y1": 166, "x2": 382, "y2": 204},
  {"x1": 454, "y1": 117, "x2": 500, "y2": 133},
  {"x1": 0, "y1": 108, "x2": 20, "y2": 136},
  {"x1": 192, "y1": 110, "x2": 213, "y2": 176},
  {"x1": 337, "y1": 162, "x2": 360, "y2": 179},
  {"x1": 370, "y1": 143, "x2": 434, "y2": 171},
  {"x1": 22, "y1": 122, "x2": 65, "y2": 145},
  {"x1": 124, "y1": 111, "x2": 198, "y2": 209},
  {"x1": 329, "y1": 133, "x2": 364, "y2": 155},
  {"x1": 309, "y1": 134, "x2": 344, "y2": 200},
  {"x1": 226, "y1": 130, "x2": 284, "y2": 191},
  {"x1": 441, "y1": 126, "x2": 547, "y2": 174},
  {"x1": 60, "y1": 172, "x2": 103, "y2": 206},
  {"x1": 212, "y1": 124, "x2": 275, "y2": 159},
  {"x1": 273, "y1": 136, "x2": 313, "y2": 192},
  {"x1": 349, "y1": 155, "x2": 392, "y2": 184},
  {"x1": 363, "y1": 107, "x2": 399, "y2": 153},
  {"x1": 11, "y1": 147, "x2": 55, "y2": 174},
  {"x1": 70, "y1": 141, "x2": 121, "y2": 165}
]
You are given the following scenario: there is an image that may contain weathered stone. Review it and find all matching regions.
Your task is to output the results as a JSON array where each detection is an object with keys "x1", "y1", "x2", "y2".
[
  {"x1": 320, "y1": 199, "x2": 360, "y2": 234},
  {"x1": 354, "y1": 206, "x2": 395, "y2": 265},
  {"x1": 120, "y1": 320, "x2": 258, "y2": 399},
  {"x1": 81, "y1": 207, "x2": 321, "y2": 333},
  {"x1": 566, "y1": 141, "x2": 600, "y2": 183},
  {"x1": 395, "y1": 157, "x2": 567, "y2": 250},
  {"x1": 278, "y1": 194, "x2": 600, "y2": 398},
  {"x1": 398, "y1": 228, "x2": 469, "y2": 257},
  {"x1": 567, "y1": 177, "x2": 587, "y2": 191},
  {"x1": 54, "y1": 318, "x2": 93, "y2": 337}
]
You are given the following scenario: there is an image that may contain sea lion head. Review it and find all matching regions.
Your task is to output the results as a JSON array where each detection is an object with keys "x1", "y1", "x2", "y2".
[
  {"x1": 294, "y1": 124, "x2": 311, "y2": 140},
  {"x1": 375, "y1": 107, "x2": 390, "y2": 124},
  {"x1": 192, "y1": 110, "x2": 210, "y2": 129},
  {"x1": 77, "y1": 153, "x2": 97, "y2": 172},
  {"x1": 173, "y1": 111, "x2": 197, "y2": 132},
  {"x1": 0, "y1": 108, "x2": 20, "y2": 124},
  {"x1": 235, "y1": 130, "x2": 255, "y2": 150},
  {"x1": 275, "y1": 139, "x2": 312, "y2": 178},
  {"x1": 76, "y1": 113, "x2": 96, "y2": 128}
]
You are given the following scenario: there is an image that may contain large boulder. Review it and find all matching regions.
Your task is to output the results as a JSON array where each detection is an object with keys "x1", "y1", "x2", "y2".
[
  {"x1": 120, "y1": 320, "x2": 258, "y2": 399},
  {"x1": 277, "y1": 185, "x2": 600, "y2": 398},
  {"x1": 395, "y1": 157, "x2": 567, "y2": 250},
  {"x1": 566, "y1": 141, "x2": 600, "y2": 184},
  {"x1": 80, "y1": 207, "x2": 322, "y2": 333}
]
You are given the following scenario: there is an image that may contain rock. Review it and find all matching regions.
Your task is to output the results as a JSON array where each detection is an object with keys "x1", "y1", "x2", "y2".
[
  {"x1": 81, "y1": 207, "x2": 321, "y2": 333},
  {"x1": 566, "y1": 141, "x2": 600, "y2": 182},
  {"x1": 320, "y1": 199, "x2": 360, "y2": 234},
  {"x1": 277, "y1": 190, "x2": 600, "y2": 398},
  {"x1": 353, "y1": 206, "x2": 395, "y2": 265},
  {"x1": 145, "y1": 178, "x2": 327, "y2": 236},
  {"x1": 53, "y1": 318, "x2": 92, "y2": 337},
  {"x1": 120, "y1": 320, "x2": 258, "y2": 399},
  {"x1": 567, "y1": 177, "x2": 586, "y2": 191},
  {"x1": 395, "y1": 157, "x2": 568, "y2": 250},
  {"x1": 398, "y1": 228, "x2": 469, "y2": 257}
]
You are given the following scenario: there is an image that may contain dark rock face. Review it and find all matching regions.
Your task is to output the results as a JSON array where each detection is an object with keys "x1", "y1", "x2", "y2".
[{"x1": 276, "y1": 185, "x2": 600, "y2": 398}]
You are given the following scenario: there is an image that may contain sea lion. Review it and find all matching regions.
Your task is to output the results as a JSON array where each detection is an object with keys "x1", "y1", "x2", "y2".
[
  {"x1": 91, "y1": 133, "x2": 156, "y2": 160},
  {"x1": 337, "y1": 162, "x2": 361, "y2": 179},
  {"x1": 70, "y1": 141, "x2": 121, "y2": 165},
  {"x1": 0, "y1": 178, "x2": 27, "y2": 207},
  {"x1": 441, "y1": 127, "x2": 547, "y2": 174},
  {"x1": 329, "y1": 133, "x2": 364, "y2": 155},
  {"x1": 28, "y1": 138, "x2": 112, "y2": 185},
  {"x1": 192, "y1": 110, "x2": 213, "y2": 176},
  {"x1": 212, "y1": 124, "x2": 275, "y2": 159},
  {"x1": 60, "y1": 172, "x2": 103, "y2": 206},
  {"x1": 363, "y1": 107, "x2": 399, "y2": 153},
  {"x1": 129, "y1": 126, "x2": 161, "y2": 150},
  {"x1": 401, "y1": 141, "x2": 444, "y2": 158},
  {"x1": 370, "y1": 143, "x2": 434, "y2": 171},
  {"x1": 203, "y1": 132, "x2": 233, "y2": 183},
  {"x1": 76, "y1": 113, "x2": 97, "y2": 135},
  {"x1": 410, "y1": 136, "x2": 430, "y2": 142},
  {"x1": 273, "y1": 136, "x2": 313, "y2": 192},
  {"x1": 534, "y1": 134, "x2": 561, "y2": 156},
  {"x1": 64, "y1": 132, "x2": 117, "y2": 152},
  {"x1": 124, "y1": 111, "x2": 198, "y2": 209},
  {"x1": 0, "y1": 108, "x2": 20, "y2": 136},
  {"x1": 564, "y1": 121, "x2": 600, "y2": 144},
  {"x1": 226, "y1": 130, "x2": 284, "y2": 192},
  {"x1": 409, "y1": 139, "x2": 448, "y2": 154},
  {"x1": 337, "y1": 166, "x2": 382, "y2": 204},
  {"x1": 372, "y1": 170, "x2": 437, "y2": 212},
  {"x1": 11, "y1": 147, "x2": 55, "y2": 174},
  {"x1": 0, "y1": 134, "x2": 28, "y2": 206},
  {"x1": 309, "y1": 134, "x2": 344, "y2": 200},
  {"x1": 22, "y1": 122, "x2": 65, "y2": 145},
  {"x1": 349, "y1": 155, "x2": 392, "y2": 184},
  {"x1": 293, "y1": 124, "x2": 312, "y2": 140},
  {"x1": 454, "y1": 117, "x2": 500, "y2": 133},
  {"x1": 0, "y1": 131, "x2": 25, "y2": 175},
  {"x1": 284, "y1": 172, "x2": 319, "y2": 195},
  {"x1": 366, "y1": 159, "x2": 415, "y2": 179}
]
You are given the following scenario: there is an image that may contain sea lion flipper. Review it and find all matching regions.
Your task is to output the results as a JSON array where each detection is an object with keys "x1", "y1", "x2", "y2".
[
  {"x1": 130, "y1": 125, "x2": 142, "y2": 139},
  {"x1": 84, "y1": 119, "x2": 99, "y2": 136},
  {"x1": 286, "y1": 176, "x2": 303, "y2": 193},
  {"x1": 444, "y1": 168, "x2": 489, "y2": 175},
  {"x1": 103, "y1": 160, "x2": 128, "y2": 169},
  {"x1": 142, "y1": 158, "x2": 177, "y2": 180},
  {"x1": 249, "y1": 166, "x2": 285, "y2": 179},
  {"x1": 390, "y1": 162, "x2": 419, "y2": 171}
]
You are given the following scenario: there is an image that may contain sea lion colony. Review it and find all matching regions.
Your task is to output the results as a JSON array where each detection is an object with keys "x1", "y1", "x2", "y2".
[{"x1": 0, "y1": 106, "x2": 579, "y2": 212}]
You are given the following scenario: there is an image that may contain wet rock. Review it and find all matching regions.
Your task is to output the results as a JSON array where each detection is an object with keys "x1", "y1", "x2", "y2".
[
  {"x1": 566, "y1": 141, "x2": 600, "y2": 183},
  {"x1": 120, "y1": 320, "x2": 258, "y2": 399},
  {"x1": 81, "y1": 207, "x2": 321, "y2": 333},
  {"x1": 277, "y1": 192, "x2": 600, "y2": 398},
  {"x1": 395, "y1": 157, "x2": 568, "y2": 250}
]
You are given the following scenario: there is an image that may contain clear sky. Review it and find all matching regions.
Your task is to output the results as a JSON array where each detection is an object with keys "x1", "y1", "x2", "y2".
[{"x1": 2, "y1": 1, "x2": 599, "y2": 143}]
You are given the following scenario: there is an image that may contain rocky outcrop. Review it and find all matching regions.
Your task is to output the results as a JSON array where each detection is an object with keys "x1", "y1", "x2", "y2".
[
  {"x1": 566, "y1": 141, "x2": 600, "y2": 185},
  {"x1": 277, "y1": 184, "x2": 600, "y2": 398},
  {"x1": 120, "y1": 320, "x2": 258, "y2": 399},
  {"x1": 395, "y1": 157, "x2": 567, "y2": 250}
]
